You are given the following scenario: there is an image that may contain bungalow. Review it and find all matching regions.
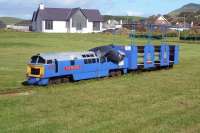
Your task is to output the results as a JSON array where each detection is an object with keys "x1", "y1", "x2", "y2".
[
  {"x1": 32, "y1": 4, "x2": 104, "y2": 33},
  {"x1": 146, "y1": 15, "x2": 171, "y2": 26}
]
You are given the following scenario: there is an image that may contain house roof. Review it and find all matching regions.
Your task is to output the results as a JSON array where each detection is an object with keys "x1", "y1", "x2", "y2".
[
  {"x1": 154, "y1": 16, "x2": 170, "y2": 25},
  {"x1": 32, "y1": 7, "x2": 103, "y2": 22},
  {"x1": 146, "y1": 15, "x2": 171, "y2": 26},
  {"x1": 81, "y1": 9, "x2": 103, "y2": 22}
]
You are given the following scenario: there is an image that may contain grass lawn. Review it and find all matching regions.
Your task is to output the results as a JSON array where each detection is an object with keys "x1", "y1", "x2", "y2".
[{"x1": 0, "y1": 31, "x2": 200, "y2": 133}]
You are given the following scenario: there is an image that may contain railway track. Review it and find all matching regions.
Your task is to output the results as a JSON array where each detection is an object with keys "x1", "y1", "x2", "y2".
[
  {"x1": 0, "y1": 86, "x2": 34, "y2": 96},
  {"x1": 0, "y1": 66, "x2": 173, "y2": 96}
]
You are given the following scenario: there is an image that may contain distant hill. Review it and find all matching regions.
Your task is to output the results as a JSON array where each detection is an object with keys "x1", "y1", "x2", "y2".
[
  {"x1": 0, "y1": 17, "x2": 24, "y2": 25},
  {"x1": 168, "y1": 3, "x2": 200, "y2": 16}
]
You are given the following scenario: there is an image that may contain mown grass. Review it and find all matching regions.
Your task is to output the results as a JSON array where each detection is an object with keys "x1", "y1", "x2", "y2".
[
  {"x1": 0, "y1": 31, "x2": 148, "y2": 91},
  {"x1": 0, "y1": 31, "x2": 200, "y2": 133}
]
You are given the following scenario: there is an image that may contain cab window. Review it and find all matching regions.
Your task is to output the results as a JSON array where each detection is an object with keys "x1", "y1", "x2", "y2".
[
  {"x1": 100, "y1": 57, "x2": 106, "y2": 63},
  {"x1": 31, "y1": 56, "x2": 45, "y2": 64},
  {"x1": 47, "y1": 60, "x2": 53, "y2": 64},
  {"x1": 90, "y1": 54, "x2": 94, "y2": 57},
  {"x1": 70, "y1": 60, "x2": 75, "y2": 66},
  {"x1": 31, "y1": 56, "x2": 38, "y2": 63},
  {"x1": 92, "y1": 59, "x2": 96, "y2": 63},
  {"x1": 38, "y1": 57, "x2": 45, "y2": 64}
]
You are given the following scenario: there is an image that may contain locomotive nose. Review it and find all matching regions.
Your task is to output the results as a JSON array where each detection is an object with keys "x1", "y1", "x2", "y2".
[{"x1": 27, "y1": 65, "x2": 44, "y2": 78}]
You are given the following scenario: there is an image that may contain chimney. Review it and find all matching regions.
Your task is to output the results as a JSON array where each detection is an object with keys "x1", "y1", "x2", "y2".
[{"x1": 39, "y1": 3, "x2": 45, "y2": 10}]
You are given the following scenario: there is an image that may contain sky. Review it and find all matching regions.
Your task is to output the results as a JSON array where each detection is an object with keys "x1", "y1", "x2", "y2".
[{"x1": 0, "y1": 0, "x2": 199, "y2": 19}]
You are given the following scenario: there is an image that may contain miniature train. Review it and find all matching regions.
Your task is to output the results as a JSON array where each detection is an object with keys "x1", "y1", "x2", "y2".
[{"x1": 24, "y1": 44, "x2": 179, "y2": 85}]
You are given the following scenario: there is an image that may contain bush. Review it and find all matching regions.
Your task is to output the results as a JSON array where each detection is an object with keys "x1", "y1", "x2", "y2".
[
  {"x1": 166, "y1": 32, "x2": 178, "y2": 37},
  {"x1": 134, "y1": 31, "x2": 177, "y2": 40},
  {"x1": 180, "y1": 36, "x2": 200, "y2": 41},
  {"x1": 180, "y1": 30, "x2": 200, "y2": 41}
]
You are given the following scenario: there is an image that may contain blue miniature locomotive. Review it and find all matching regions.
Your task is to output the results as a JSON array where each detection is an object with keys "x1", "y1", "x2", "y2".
[{"x1": 25, "y1": 44, "x2": 179, "y2": 85}]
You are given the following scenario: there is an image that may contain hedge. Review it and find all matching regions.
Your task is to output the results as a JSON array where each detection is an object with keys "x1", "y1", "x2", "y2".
[{"x1": 180, "y1": 36, "x2": 200, "y2": 41}]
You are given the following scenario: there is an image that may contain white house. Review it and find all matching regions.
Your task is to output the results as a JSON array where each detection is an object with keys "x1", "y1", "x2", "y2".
[
  {"x1": 103, "y1": 19, "x2": 123, "y2": 29},
  {"x1": 32, "y1": 4, "x2": 104, "y2": 33}
]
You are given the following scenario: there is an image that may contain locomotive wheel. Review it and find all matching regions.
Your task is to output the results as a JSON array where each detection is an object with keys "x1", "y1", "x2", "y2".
[
  {"x1": 49, "y1": 78, "x2": 61, "y2": 85},
  {"x1": 54, "y1": 79, "x2": 61, "y2": 84},
  {"x1": 61, "y1": 77, "x2": 70, "y2": 83},
  {"x1": 110, "y1": 71, "x2": 116, "y2": 77},
  {"x1": 49, "y1": 79, "x2": 54, "y2": 85},
  {"x1": 109, "y1": 70, "x2": 122, "y2": 77},
  {"x1": 116, "y1": 70, "x2": 122, "y2": 76}
]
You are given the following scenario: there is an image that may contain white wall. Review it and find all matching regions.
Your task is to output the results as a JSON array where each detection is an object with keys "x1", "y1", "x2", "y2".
[
  {"x1": 42, "y1": 21, "x2": 68, "y2": 33},
  {"x1": 33, "y1": 19, "x2": 103, "y2": 33},
  {"x1": 100, "y1": 22, "x2": 103, "y2": 32},
  {"x1": 69, "y1": 19, "x2": 103, "y2": 33}
]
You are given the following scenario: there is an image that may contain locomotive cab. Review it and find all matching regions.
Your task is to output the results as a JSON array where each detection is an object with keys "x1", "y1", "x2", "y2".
[{"x1": 27, "y1": 55, "x2": 46, "y2": 78}]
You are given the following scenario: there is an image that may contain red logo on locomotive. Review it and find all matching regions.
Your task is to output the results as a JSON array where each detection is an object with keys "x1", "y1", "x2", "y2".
[{"x1": 64, "y1": 66, "x2": 80, "y2": 71}]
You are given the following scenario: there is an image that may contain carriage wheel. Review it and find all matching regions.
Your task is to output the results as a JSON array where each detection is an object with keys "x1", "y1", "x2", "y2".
[{"x1": 49, "y1": 78, "x2": 61, "y2": 85}]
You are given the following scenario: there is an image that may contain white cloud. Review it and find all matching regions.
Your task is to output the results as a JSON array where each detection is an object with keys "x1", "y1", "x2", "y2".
[
  {"x1": 0, "y1": 0, "x2": 85, "y2": 6},
  {"x1": 56, "y1": 0, "x2": 89, "y2": 5},
  {"x1": 0, "y1": 0, "x2": 40, "y2": 4},
  {"x1": 0, "y1": 0, "x2": 146, "y2": 18},
  {"x1": 126, "y1": 11, "x2": 144, "y2": 16},
  {"x1": 46, "y1": 0, "x2": 94, "y2": 6}
]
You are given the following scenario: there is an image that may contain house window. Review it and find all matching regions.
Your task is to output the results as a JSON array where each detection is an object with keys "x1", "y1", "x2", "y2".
[
  {"x1": 66, "y1": 21, "x2": 70, "y2": 28},
  {"x1": 76, "y1": 23, "x2": 82, "y2": 30},
  {"x1": 93, "y1": 22, "x2": 100, "y2": 31},
  {"x1": 45, "y1": 20, "x2": 53, "y2": 30}
]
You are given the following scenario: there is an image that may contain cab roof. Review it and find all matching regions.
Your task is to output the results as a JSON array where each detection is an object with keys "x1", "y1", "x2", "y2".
[{"x1": 37, "y1": 51, "x2": 96, "y2": 61}]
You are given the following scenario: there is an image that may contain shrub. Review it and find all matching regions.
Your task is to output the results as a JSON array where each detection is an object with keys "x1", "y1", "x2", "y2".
[{"x1": 180, "y1": 30, "x2": 200, "y2": 41}]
